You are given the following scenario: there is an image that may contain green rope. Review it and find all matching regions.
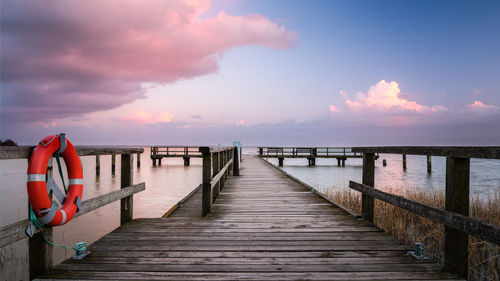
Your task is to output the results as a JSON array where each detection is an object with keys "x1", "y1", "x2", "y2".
[
  {"x1": 29, "y1": 206, "x2": 74, "y2": 250},
  {"x1": 54, "y1": 152, "x2": 67, "y2": 194}
]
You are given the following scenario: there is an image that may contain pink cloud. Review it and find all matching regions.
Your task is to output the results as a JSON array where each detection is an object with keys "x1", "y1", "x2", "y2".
[
  {"x1": 2, "y1": 0, "x2": 296, "y2": 124},
  {"x1": 235, "y1": 120, "x2": 245, "y2": 125},
  {"x1": 467, "y1": 100, "x2": 498, "y2": 111},
  {"x1": 121, "y1": 110, "x2": 173, "y2": 124},
  {"x1": 329, "y1": 105, "x2": 338, "y2": 113},
  {"x1": 341, "y1": 80, "x2": 446, "y2": 113}
]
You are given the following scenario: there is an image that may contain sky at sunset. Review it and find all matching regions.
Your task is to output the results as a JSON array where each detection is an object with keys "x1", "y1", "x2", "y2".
[{"x1": 1, "y1": 0, "x2": 499, "y2": 146}]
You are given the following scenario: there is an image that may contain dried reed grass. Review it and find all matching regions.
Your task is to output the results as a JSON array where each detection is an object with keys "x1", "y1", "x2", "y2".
[{"x1": 321, "y1": 187, "x2": 499, "y2": 281}]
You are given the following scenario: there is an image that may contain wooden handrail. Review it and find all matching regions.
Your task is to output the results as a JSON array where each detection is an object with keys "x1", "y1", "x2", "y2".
[
  {"x1": 352, "y1": 146, "x2": 500, "y2": 159},
  {"x1": 210, "y1": 159, "x2": 233, "y2": 189},
  {"x1": 349, "y1": 181, "x2": 499, "y2": 245},
  {"x1": 200, "y1": 146, "x2": 238, "y2": 216},
  {"x1": 0, "y1": 146, "x2": 144, "y2": 159},
  {"x1": 0, "y1": 182, "x2": 145, "y2": 248},
  {"x1": 352, "y1": 147, "x2": 499, "y2": 278}
]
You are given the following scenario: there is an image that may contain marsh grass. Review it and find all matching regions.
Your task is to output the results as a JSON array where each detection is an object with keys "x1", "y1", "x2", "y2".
[{"x1": 322, "y1": 187, "x2": 500, "y2": 281}]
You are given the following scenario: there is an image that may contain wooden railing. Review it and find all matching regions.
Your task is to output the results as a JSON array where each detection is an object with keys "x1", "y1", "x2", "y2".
[
  {"x1": 0, "y1": 146, "x2": 145, "y2": 280},
  {"x1": 350, "y1": 146, "x2": 500, "y2": 278},
  {"x1": 258, "y1": 146, "x2": 364, "y2": 158},
  {"x1": 200, "y1": 146, "x2": 239, "y2": 216},
  {"x1": 150, "y1": 146, "x2": 202, "y2": 166}
]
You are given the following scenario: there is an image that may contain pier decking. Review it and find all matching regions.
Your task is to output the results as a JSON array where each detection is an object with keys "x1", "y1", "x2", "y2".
[{"x1": 38, "y1": 155, "x2": 461, "y2": 280}]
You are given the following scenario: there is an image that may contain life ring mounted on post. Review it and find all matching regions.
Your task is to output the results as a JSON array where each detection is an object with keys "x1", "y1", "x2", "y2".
[{"x1": 27, "y1": 134, "x2": 83, "y2": 227}]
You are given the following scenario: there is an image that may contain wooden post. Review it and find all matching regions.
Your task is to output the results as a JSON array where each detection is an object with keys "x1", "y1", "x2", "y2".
[
  {"x1": 382, "y1": 159, "x2": 387, "y2": 166},
  {"x1": 137, "y1": 153, "x2": 141, "y2": 168},
  {"x1": 120, "y1": 154, "x2": 133, "y2": 225},
  {"x1": 259, "y1": 147, "x2": 263, "y2": 156},
  {"x1": 183, "y1": 156, "x2": 190, "y2": 166},
  {"x1": 278, "y1": 157, "x2": 284, "y2": 167},
  {"x1": 158, "y1": 158, "x2": 162, "y2": 166},
  {"x1": 402, "y1": 154, "x2": 407, "y2": 170},
  {"x1": 152, "y1": 158, "x2": 156, "y2": 166},
  {"x1": 111, "y1": 154, "x2": 116, "y2": 174},
  {"x1": 444, "y1": 157, "x2": 470, "y2": 278},
  {"x1": 95, "y1": 155, "x2": 100, "y2": 176},
  {"x1": 29, "y1": 160, "x2": 53, "y2": 280},
  {"x1": 342, "y1": 159, "x2": 346, "y2": 167},
  {"x1": 361, "y1": 153, "x2": 375, "y2": 223},
  {"x1": 200, "y1": 147, "x2": 212, "y2": 216},
  {"x1": 427, "y1": 155, "x2": 432, "y2": 173},
  {"x1": 233, "y1": 146, "x2": 240, "y2": 176}
]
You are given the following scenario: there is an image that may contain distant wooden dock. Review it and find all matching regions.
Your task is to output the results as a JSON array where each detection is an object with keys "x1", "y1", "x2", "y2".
[
  {"x1": 258, "y1": 146, "x2": 379, "y2": 166},
  {"x1": 37, "y1": 155, "x2": 462, "y2": 280}
]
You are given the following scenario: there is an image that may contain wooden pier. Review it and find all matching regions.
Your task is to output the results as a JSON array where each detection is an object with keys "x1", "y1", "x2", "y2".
[
  {"x1": 150, "y1": 146, "x2": 201, "y2": 166},
  {"x1": 258, "y1": 146, "x2": 379, "y2": 166},
  {"x1": 34, "y1": 153, "x2": 465, "y2": 280}
]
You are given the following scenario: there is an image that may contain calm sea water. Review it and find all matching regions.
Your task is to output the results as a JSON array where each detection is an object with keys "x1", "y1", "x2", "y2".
[{"x1": 1, "y1": 146, "x2": 499, "y2": 280}]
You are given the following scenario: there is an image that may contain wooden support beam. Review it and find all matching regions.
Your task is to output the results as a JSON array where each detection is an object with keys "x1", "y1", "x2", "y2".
[
  {"x1": 29, "y1": 162, "x2": 53, "y2": 280},
  {"x1": 137, "y1": 153, "x2": 141, "y2": 168},
  {"x1": 402, "y1": 154, "x2": 407, "y2": 170},
  {"x1": 233, "y1": 147, "x2": 240, "y2": 176},
  {"x1": 120, "y1": 154, "x2": 133, "y2": 225},
  {"x1": 183, "y1": 156, "x2": 190, "y2": 166},
  {"x1": 361, "y1": 153, "x2": 375, "y2": 223},
  {"x1": 95, "y1": 155, "x2": 100, "y2": 176},
  {"x1": 278, "y1": 158, "x2": 284, "y2": 167},
  {"x1": 444, "y1": 157, "x2": 470, "y2": 278},
  {"x1": 200, "y1": 148, "x2": 212, "y2": 217},
  {"x1": 111, "y1": 154, "x2": 116, "y2": 174},
  {"x1": 427, "y1": 155, "x2": 432, "y2": 173}
]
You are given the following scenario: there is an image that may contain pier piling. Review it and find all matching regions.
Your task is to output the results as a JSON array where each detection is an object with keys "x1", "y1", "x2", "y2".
[
  {"x1": 111, "y1": 154, "x2": 116, "y2": 174},
  {"x1": 444, "y1": 157, "x2": 470, "y2": 277},
  {"x1": 95, "y1": 155, "x2": 100, "y2": 176},
  {"x1": 278, "y1": 157, "x2": 284, "y2": 167},
  {"x1": 137, "y1": 153, "x2": 141, "y2": 168},
  {"x1": 427, "y1": 155, "x2": 432, "y2": 173},
  {"x1": 402, "y1": 154, "x2": 407, "y2": 170},
  {"x1": 183, "y1": 156, "x2": 190, "y2": 166},
  {"x1": 361, "y1": 153, "x2": 375, "y2": 223}
]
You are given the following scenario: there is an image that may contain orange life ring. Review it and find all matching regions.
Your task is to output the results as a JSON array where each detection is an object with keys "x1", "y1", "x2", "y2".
[{"x1": 27, "y1": 134, "x2": 83, "y2": 226}]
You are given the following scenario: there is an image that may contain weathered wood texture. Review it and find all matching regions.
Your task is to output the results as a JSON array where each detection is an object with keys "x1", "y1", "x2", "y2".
[
  {"x1": 0, "y1": 183, "x2": 145, "y2": 248},
  {"x1": 349, "y1": 181, "x2": 499, "y2": 245},
  {"x1": 361, "y1": 153, "x2": 375, "y2": 223},
  {"x1": 0, "y1": 146, "x2": 144, "y2": 159},
  {"x1": 352, "y1": 146, "x2": 500, "y2": 159},
  {"x1": 38, "y1": 155, "x2": 462, "y2": 280},
  {"x1": 120, "y1": 154, "x2": 133, "y2": 225}
]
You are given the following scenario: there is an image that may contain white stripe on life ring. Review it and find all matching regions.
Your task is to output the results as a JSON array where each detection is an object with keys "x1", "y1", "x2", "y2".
[
  {"x1": 60, "y1": 209, "x2": 67, "y2": 225},
  {"x1": 27, "y1": 174, "x2": 46, "y2": 182},
  {"x1": 68, "y1": 178, "x2": 83, "y2": 185}
]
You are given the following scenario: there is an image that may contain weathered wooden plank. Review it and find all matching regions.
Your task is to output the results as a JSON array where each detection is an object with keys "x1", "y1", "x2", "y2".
[
  {"x1": 54, "y1": 262, "x2": 442, "y2": 272},
  {"x1": 0, "y1": 183, "x2": 145, "y2": 248},
  {"x1": 349, "y1": 181, "x2": 500, "y2": 245},
  {"x1": 352, "y1": 146, "x2": 500, "y2": 159},
  {"x1": 67, "y1": 256, "x2": 424, "y2": 265},
  {"x1": 36, "y1": 271, "x2": 463, "y2": 281},
  {"x1": 0, "y1": 146, "x2": 144, "y2": 159}
]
